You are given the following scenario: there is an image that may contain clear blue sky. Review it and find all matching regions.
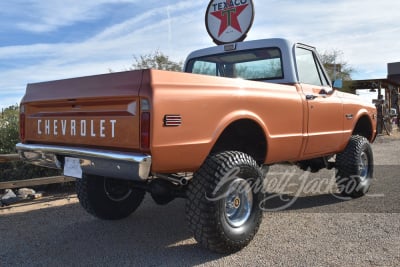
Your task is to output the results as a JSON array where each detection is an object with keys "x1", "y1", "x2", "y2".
[{"x1": 1, "y1": 0, "x2": 399, "y2": 110}]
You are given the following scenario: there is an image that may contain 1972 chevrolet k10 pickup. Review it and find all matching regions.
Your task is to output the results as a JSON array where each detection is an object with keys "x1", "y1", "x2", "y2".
[{"x1": 16, "y1": 38, "x2": 377, "y2": 253}]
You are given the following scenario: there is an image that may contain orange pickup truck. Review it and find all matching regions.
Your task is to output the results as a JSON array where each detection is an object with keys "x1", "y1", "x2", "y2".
[{"x1": 16, "y1": 38, "x2": 377, "y2": 253}]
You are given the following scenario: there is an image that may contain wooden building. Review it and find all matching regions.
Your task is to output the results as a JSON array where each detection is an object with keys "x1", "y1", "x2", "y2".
[{"x1": 344, "y1": 62, "x2": 400, "y2": 134}]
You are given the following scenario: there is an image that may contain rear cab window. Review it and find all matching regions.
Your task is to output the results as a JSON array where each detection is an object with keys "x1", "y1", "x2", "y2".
[{"x1": 186, "y1": 48, "x2": 284, "y2": 81}]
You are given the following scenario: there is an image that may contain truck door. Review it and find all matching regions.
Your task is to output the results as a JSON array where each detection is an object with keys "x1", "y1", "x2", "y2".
[{"x1": 295, "y1": 45, "x2": 344, "y2": 156}]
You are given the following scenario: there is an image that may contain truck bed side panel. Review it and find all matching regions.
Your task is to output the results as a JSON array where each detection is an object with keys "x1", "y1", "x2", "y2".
[{"x1": 146, "y1": 70, "x2": 304, "y2": 173}]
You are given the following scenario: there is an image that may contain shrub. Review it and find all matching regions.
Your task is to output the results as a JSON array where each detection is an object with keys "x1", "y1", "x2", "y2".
[
  {"x1": 0, "y1": 104, "x2": 19, "y2": 154},
  {"x1": 0, "y1": 105, "x2": 61, "y2": 182}
]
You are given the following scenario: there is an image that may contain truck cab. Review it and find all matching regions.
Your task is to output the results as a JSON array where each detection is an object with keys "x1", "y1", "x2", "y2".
[{"x1": 185, "y1": 38, "x2": 376, "y2": 157}]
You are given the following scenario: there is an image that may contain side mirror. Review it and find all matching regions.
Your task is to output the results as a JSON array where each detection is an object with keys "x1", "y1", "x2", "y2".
[{"x1": 333, "y1": 79, "x2": 343, "y2": 89}]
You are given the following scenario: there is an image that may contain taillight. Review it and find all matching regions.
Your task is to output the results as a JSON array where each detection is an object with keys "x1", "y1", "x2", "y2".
[
  {"x1": 19, "y1": 105, "x2": 25, "y2": 141},
  {"x1": 140, "y1": 112, "x2": 150, "y2": 150},
  {"x1": 140, "y1": 98, "x2": 151, "y2": 151}
]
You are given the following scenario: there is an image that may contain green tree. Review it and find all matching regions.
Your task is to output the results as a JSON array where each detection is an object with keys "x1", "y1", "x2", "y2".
[
  {"x1": 131, "y1": 50, "x2": 183, "y2": 71},
  {"x1": 320, "y1": 49, "x2": 355, "y2": 81},
  {"x1": 0, "y1": 104, "x2": 19, "y2": 154}
]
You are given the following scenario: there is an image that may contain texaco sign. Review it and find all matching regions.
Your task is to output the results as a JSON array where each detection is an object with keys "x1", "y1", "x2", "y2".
[{"x1": 205, "y1": 0, "x2": 255, "y2": 45}]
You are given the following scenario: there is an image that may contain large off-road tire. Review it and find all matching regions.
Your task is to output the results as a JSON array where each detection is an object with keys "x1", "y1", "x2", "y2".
[
  {"x1": 186, "y1": 151, "x2": 264, "y2": 254},
  {"x1": 76, "y1": 175, "x2": 145, "y2": 220},
  {"x1": 336, "y1": 135, "x2": 374, "y2": 198}
]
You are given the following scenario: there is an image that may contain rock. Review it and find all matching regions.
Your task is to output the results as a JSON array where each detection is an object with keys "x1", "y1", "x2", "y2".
[
  {"x1": 2, "y1": 189, "x2": 17, "y2": 200},
  {"x1": 17, "y1": 188, "x2": 36, "y2": 199},
  {"x1": 1, "y1": 189, "x2": 20, "y2": 206},
  {"x1": 29, "y1": 193, "x2": 43, "y2": 199}
]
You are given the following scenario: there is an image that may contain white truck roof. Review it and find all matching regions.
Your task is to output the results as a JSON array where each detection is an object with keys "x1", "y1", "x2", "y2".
[{"x1": 184, "y1": 38, "x2": 318, "y2": 85}]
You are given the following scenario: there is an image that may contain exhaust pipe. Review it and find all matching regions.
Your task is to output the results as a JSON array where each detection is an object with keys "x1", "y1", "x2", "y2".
[{"x1": 154, "y1": 173, "x2": 191, "y2": 186}]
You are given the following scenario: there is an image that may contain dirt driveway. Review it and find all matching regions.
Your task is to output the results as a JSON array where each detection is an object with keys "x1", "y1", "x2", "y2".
[{"x1": 1, "y1": 136, "x2": 399, "y2": 266}]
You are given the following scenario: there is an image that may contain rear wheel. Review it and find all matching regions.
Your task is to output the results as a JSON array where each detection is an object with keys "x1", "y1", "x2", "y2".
[
  {"x1": 336, "y1": 135, "x2": 374, "y2": 198},
  {"x1": 76, "y1": 175, "x2": 145, "y2": 220},
  {"x1": 186, "y1": 151, "x2": 264, "y2": 254}
]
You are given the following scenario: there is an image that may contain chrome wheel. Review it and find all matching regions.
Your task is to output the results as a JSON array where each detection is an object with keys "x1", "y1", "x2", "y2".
[{"x1": 224, "y1": 178, "x2": 253, "y2": 228}]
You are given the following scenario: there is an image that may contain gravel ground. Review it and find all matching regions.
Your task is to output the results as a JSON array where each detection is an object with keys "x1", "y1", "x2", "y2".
[{"x1": 0, "y1": 135, "x2": 399, "y2": 266}]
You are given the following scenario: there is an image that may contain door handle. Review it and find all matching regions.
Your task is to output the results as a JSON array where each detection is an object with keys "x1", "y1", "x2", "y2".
[{"x1": 306, "y1": 95, "x2": 317, "y2": 100}]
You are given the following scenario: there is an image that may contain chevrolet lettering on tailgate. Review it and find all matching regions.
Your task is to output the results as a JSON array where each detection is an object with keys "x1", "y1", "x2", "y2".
[{"x1": 37, "y1": 119, "x2": 117, "y2": 138}]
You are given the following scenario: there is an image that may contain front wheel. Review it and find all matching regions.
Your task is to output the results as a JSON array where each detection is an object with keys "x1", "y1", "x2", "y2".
[
  {"x1": 186, "y1": 151, "x2": 264, "y2": 254},
  {"x1": 76, "y1": 175, "x2": 145, "y2": 220},
  {"x1": 336, "y1": 135, "x2": 374, "y2": 198}
]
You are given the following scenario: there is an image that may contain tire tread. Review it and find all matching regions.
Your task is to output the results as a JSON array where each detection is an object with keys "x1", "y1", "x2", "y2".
[{"x1": 186, "y1": 151, "x2": 263, "y2": 253}]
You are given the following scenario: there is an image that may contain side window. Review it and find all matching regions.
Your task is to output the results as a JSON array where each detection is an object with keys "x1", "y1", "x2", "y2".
[
  {"x1": 296, "y1": 47, "x2": 324, "y2": 85},
  {"x1": 316, "y1": 60, "x2": 330, "y2": 86}
]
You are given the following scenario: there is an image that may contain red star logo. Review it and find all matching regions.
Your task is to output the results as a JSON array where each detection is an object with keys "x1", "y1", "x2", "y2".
[{"x1": 211, "y1": 1, "x2": 249, "y2": 37}]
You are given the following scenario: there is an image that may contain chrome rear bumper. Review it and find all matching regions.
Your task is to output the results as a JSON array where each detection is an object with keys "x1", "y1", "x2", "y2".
[{"x1": 16, "y1": 143, "x2": 152, "y2": 181}]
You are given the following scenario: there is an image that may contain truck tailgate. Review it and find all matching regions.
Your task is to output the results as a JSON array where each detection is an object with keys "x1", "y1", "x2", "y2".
[{"x1": 21, "y1": 70, "x2": 145, "y2": 151}]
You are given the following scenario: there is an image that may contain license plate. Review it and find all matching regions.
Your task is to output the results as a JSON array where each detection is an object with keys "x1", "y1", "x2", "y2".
[{"x1": 64, "y1": 157, "x2": 83, "y2": 179}]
